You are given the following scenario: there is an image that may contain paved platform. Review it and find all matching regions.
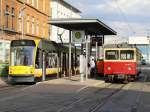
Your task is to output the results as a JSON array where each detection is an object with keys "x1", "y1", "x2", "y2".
[
  {"x1": 40, "y1": 75, "x2": 105, "y2": 87},
  {"x1": 0, "y1": 75, "x2": 105, "y2": 88}
]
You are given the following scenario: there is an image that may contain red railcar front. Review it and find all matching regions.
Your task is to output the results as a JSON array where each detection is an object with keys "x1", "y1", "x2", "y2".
[{"x1": 104, "y1": 48, "x2": 141, "y2": 82}]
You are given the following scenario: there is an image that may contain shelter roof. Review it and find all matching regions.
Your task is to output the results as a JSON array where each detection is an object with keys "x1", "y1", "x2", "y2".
[{"x1": 48, "y1": 18, "x2": 117, "y2": 35}]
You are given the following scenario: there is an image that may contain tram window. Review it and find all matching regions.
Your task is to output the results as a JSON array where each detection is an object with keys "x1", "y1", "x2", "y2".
[
  {"x1": 105, "y1": 50, "x2": 119, "y2": 60},
  {"x1": 11, "y1": 46, "x2": 34, "y2": 66},
  {"x1": 47, "y1": 53, "x2": 57, "y2": 68},
  {"x1": 35, "y1": 48, "x2": 42, "y2": 68},
  {"x1": 120, "y1": 50, "x2": 134, "y2": 60}
]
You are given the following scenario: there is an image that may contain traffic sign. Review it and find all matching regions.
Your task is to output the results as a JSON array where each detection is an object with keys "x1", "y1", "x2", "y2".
[{"x1": 72, "y1": 30, "x2": 85, "y2": 43}]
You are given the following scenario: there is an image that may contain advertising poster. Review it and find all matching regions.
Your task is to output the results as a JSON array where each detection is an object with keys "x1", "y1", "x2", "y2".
[{"x1": 0, "y1": 40, "x2": 10, "y2": 76}]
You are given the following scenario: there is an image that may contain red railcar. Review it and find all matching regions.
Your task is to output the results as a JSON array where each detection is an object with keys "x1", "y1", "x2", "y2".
[
  {"x1": 103, "y1": 47, "x2": 142, "y2": 82},
  {"x1": 97, "y1": 60, "x2": 104, "y2": 75}
]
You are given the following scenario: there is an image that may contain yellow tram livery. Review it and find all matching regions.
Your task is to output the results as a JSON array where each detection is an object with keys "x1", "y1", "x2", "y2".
[{"x1": 9, "y1": 39, "x2": 79, "y2": 83}]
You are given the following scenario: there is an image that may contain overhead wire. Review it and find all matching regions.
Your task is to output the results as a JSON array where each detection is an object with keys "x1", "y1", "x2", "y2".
[{"x1": 105, "y1": 0, "x2": 136, "y2": 35}]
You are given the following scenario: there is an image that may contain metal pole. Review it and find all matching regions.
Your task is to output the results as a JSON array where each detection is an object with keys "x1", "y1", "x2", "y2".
[
  {"x1": 147, "y1": 36, "x2": 149, "y2": 62},
  {"x1": 80, "y1": 43, "x2": 84, "y2": 82},
  {"x1": 60, "y1": 52, "x2": 63, "y2": 78},
  {"x1": 57, "y1": 54, "x2": 59, "y2": 78},
  {"x1": 85, "y1": 35, "x2": 88, "y2": 80},
  {"x1": 74, "y1": 46, "x2": 77, "y2": 75},
  {"x1": 148, "y1": 36, "x2": 150, "y2": 63},
  {"x1": 102, "y1": 35, "x2": 104, "y2": 59},
  {"x1": 96, "y1": 42, "x2": 98, "y2": 61},
  {"x1": 69, "y1": 30, "x2": 72, "y2": 79},
  {"x1": 42, "y1": 52, "x2": 46, "y2": 81},
  {"x1": 148, "y1": 36, "x2": 150, "y2": 62}
]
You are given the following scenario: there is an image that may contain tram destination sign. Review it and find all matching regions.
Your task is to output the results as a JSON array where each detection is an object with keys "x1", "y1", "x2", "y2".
[{"x1": 11, "y1": 40, "x2": 36, "y2": 47}]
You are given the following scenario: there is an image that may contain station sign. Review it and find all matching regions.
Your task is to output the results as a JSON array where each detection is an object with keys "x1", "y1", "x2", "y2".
[
  {"x1": 129, "y1": 36, "x2": 149, "y2": 45},
  {"x1": 91, "y1": 37, "x2": 103, "y2": 46},
  {"x1": 72, "y1": 30, "x2": 85, "y2": 44}
]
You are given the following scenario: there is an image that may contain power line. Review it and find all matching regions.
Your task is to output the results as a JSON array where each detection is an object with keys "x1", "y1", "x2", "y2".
[
  {"x1": 105, "y1": 0, "x2": 136, "y2": 35},
  {"x1": 113, "y1": 0, "x2": 135, "y2": 34}
]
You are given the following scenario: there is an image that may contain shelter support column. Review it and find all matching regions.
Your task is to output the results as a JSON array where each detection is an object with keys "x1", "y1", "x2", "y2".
[
  {"x1": 80, "y1": 42, "x2": 84, "y2": 82},
  {"x1": 69, "y1": 30, "x2": 72, "y2": 79},
  {"x1": 75, "y1": 46, "x2": 77, "y2": 76},
  {"x1": 42, "y1": 51, "x2": 46, "y2": 81},
  {"x1": 57, "y1": 54, "x2": 59, "y2": 78},
  {"x1": 60, "y1": 52, "x2": 63, "y2": 77},
  {"x1": 96, "y1": 42, "x2": 98, "y2": 61},
  {"x1": 85, "y1": 34, "x2": 88, "y2": 80}
]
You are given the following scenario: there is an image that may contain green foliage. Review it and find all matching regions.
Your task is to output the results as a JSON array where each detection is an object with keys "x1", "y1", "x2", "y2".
[{"x1": 0, "y1": 63, "x2": 9, "y2": 77}]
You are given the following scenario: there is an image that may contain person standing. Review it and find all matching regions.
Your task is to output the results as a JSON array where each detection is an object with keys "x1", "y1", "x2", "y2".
[{"x1": 90, "y1": 57, "x2": 96, "y2": 78}]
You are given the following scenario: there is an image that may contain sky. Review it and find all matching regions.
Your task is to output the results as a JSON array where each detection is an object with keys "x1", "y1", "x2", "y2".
[{"x1": 66, "y1": 0, "x2": 150, "y2": 38}]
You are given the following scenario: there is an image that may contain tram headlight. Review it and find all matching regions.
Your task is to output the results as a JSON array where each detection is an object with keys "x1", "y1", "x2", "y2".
[
  {"x1": 107, "y1": 66, "x2": 111, "y2": 70},
  {"x1": 128, "y1": 66, "x2": 132, "y2": 70},
  {"x1": 30, "y1": 68, "x2": 33, "y2": 74},
  {"x1": 9, "y1": 68, "x2": 13, "y2": 74}
]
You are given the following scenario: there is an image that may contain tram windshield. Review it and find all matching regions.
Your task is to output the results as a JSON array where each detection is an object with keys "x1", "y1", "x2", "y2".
[
  {"x1": 10, "y1": 46, "x2": 35, "y2": 66},
  {"x1": 120, "y1": 50, "x2": 134, "y2": 60},
  {"x1": 105, "y1": 50, "x2": 119, "y2": 60}
]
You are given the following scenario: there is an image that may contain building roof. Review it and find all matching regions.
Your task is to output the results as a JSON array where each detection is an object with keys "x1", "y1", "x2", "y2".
[
  {"x1": 48, "y1": 18, "x2": 117, "y2": 35},
  {"x1": 52, "y1": 0, "x2": 81, "y2": 13}
]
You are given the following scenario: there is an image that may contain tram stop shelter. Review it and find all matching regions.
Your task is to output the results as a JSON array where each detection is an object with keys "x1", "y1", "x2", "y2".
[{"x1": 48, "y1": 18, "x2": 117, "y2": 80}]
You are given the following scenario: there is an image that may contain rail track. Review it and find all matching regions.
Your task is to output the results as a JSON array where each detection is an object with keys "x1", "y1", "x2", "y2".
[
  {"x1": 57, "y1": 82, "x2": 127, "y2": 112},
  {"x1": 90, "y1": 84, "x2": 126, "y2": 112}
]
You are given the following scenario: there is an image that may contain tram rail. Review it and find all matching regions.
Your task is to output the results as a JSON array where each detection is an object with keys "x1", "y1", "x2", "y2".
[{"x1": 57, "y1": 82, "x2": 127, "y2": 112}]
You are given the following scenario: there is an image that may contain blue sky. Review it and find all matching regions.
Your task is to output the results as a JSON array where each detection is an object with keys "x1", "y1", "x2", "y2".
[{"x1": 66, "y1": 0, "x2": 150, "y2": 38}]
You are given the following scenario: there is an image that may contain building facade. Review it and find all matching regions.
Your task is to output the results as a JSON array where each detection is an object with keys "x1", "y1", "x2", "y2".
[
  {"x1": 0, "y1": 0, "x2": 51, "y2": 41},
  {"x1": 50, "y1": 0, "x2": 81, "y2": 43},
  {"x1": 0, "y1": 0, "x2": 51, "y2": 71}
]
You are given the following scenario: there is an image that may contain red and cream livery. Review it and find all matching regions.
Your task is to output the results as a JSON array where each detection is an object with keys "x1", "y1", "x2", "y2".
[{"x1": 104, "y1": 46, "x2": 142, "y2": 82}]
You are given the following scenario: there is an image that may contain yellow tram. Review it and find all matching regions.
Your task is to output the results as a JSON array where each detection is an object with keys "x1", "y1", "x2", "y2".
[{"x1": 9, "y1": 39, "x2": 79, "y2": 83}]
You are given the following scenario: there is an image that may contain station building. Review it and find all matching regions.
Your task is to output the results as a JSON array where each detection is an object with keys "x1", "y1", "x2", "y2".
[{"x1": 50, "y1": 0, "x2": 81, "y2": 43}]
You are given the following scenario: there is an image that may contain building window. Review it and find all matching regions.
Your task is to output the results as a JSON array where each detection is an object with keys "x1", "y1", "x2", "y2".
[
  {"x1": 43, "y1": 0, "x2": 45, "y2": 12},
  {"x1": 26, "y1": 0, "x2": 30, "y2": 4},
  {"x1": 26, "y1": 15, "x2": 30, "y2": 33},
  {"x1": 11, "y1": 7, "x2": 15, "y2": 30},
  {"x1": 36, "y1": 19, "x2": 39, "y2": 36},
  {"x1": 18, "y1": 19, "x2": 22, "y2": 32},
  {"x1": 36, "y1": 0, "x2": 39, "y2": 9},
  {"x1": 42, "y1": 23, "x2": 45, "y2": 37},
  {"x1": 5, "y1": 5, "x2": 9, "y2": 28},
  {"x1": 32, "y1": 0, "x2": 35, "y2": 6},
  {"x1": 31, "y1": 17, "x2": 34, "y2": 35}
]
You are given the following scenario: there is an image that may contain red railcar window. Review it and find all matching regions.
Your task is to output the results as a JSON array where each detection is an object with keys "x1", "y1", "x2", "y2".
[
  {"x1": 120, "y1": 50, "x2": 134, "y2": 60},
  {"x1": 105, "y1": 50, "x2": 119, "y2": 60}
]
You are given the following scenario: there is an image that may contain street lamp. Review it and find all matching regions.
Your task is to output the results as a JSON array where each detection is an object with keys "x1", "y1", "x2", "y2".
[{"x1": 18, "y1": 5, "x2": 26, "y2": 39}]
